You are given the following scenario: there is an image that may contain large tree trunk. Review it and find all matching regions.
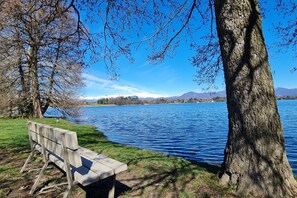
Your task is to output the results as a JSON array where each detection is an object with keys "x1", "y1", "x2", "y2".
[
  {"x1": 214, "y1": 0, "x2": 297, "y2": 197},
  {"x1": 30, "y1": 46, "x2": 43, "y2": 118}
]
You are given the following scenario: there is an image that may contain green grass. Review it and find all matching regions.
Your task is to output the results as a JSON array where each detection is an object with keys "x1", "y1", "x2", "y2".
[{"x1": 0, "y1": 118, "x2": 233, "y2": 197}]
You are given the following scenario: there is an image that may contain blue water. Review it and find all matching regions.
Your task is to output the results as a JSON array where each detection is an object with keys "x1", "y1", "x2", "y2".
[{"x1": 47, "y1": 100, "x2": 297, "y2": 174}]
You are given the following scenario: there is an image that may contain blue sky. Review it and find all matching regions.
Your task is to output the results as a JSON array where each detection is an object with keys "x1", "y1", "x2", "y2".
[{"x1": 81, "y1": 4, "x2": 296, "y2": 99}]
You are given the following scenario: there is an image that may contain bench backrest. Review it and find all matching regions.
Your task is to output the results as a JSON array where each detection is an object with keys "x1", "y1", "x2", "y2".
[{"x1": 27, "y1": 121, "x2": 82, "y2": 167}]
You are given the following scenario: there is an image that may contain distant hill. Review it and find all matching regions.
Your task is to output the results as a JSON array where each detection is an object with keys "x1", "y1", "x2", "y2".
[
  {"x1": 83, "y1": 99, "x2": 98, "y2": 103},
  {"x1": 275, "y1": 87, "x2": 297, "y2": 97},
  {"x1": 166, "y1": 91, "x2": 226, "y2": 100},
  {"x1": 163, "y1": 87, "x2": 297, "y2": 100}
]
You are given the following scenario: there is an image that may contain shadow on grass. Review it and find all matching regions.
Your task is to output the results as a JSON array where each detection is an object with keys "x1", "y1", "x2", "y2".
[{"x1": 124, "y1": 156, "x2": 222, "y2": 197}]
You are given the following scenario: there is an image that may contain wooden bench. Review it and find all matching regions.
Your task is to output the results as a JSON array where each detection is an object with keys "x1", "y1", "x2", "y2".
[{"x1": 20, "y1": 121, "x2": 128, "y2": 198}]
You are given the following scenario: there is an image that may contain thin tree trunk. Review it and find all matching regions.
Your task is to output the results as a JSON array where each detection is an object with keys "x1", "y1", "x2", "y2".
[
  {"x1": 18, "y1": 55, "x2": 25, "y2": 115},
  {"x1": 214, "y1": 0, "x2": 297, "y2": 197},
  {"x1": 24, "y1": 55, "x2": 33, "y2": 116},
  {"x1": 42, "y1": 40, "x2": 61, "y2": 115},
  {"x1": 16, "y1": 31, "x2": 28, "y2": 116}
]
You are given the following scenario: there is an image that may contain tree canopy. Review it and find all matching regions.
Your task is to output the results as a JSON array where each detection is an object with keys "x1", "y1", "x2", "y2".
[{"x1": 0, "y1": 0, "x2": 94, "y2": 117}]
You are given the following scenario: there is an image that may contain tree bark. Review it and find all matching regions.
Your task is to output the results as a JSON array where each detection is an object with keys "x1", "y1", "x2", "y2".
[
  {"x1": 18, "y1": 54, "x2": 26, "y2": 115},
  {"x1": 29, "y1": 2, "x2": 43, "y2": 119},
  {"x1": 24, "y1": 54, "x2": 33, "y2": 117},
  {"x1": 214, "y1": 0, "x2": 297, "y2": 197},
  {"x1": 30, "y1": 46, "x2": 43, "y2": 118}
]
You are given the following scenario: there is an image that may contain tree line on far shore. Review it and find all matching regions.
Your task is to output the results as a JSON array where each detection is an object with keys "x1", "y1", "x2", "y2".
[
  {"x1": 95, "y1": 96, "x2": 226, "y2": 106},
  {"x1": 95, "y1": 95, "x2": 297, "y2": 106}
]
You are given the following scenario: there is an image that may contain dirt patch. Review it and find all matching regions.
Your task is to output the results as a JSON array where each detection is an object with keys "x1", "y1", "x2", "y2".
[{"x1": 0, "y1": 150, "x2": 78, "y2": 198}]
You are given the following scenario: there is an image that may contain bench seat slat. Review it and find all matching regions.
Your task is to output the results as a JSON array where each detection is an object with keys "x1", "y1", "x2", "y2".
[
  {"x1": 78, "y1": 147, "x2": 128, "y2": 174},
  {"x1": 81, "y1": 157, "x2": 114, "y2": 179}
]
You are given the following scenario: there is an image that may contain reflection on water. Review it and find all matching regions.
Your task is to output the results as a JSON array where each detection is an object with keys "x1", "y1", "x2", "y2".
[{"x1": 46, "y1": 100, "x2": 297, "y2": 174}]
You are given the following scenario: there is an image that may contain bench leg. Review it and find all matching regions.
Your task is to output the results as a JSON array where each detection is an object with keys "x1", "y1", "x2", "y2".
[
  {"x1": 63, "y1": 184, "x2": 74, "y2": 198},
  {"x1": 30, "y1": 161, "x2": 48, "y2": 194},
  {"x1": 20, "y1": 152, "x2": 34, "y2": 173},
  {"x1": 63, "y1": 187, "x2": 72, "y2": 198},
  {"x1": 63, "y1": 181, "x2": 77, "y2": 198},
  {"x1": 108, "y1": 175, "x2": 116, "y2": 198}
]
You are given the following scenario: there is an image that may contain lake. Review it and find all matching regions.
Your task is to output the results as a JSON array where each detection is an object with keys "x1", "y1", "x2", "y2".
[{"x1": 48, "y1": 100, "x2": 297, "y2": 174}]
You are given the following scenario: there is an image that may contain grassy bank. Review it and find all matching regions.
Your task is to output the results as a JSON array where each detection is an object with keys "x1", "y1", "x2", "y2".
[{"x1": 0, "y1": 119, "x2": 233, "y2": 197}]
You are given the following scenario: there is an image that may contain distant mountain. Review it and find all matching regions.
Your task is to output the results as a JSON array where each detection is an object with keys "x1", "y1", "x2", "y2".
[
  {"x1": 83, "y1": 99, "x2": 98, "y2": 103},
  {"x1": 163, "y1": 87, "x2": 297, "y2": 100},
  {"x1": 275, "y1": 87, "x2": 297, "y2": 97},
  {"x1": 162, "y1": 90, "x2": 225, "y2": 101},
  {"x1": 166, "y1": 91, "x2": 226, "y2": 100}
]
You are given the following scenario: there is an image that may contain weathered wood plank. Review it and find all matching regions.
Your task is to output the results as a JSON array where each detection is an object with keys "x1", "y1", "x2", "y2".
[
  {"x1": 35, "y1": 145, "x2": 103, "y2": 186},
  {"x1": 93, "y1": 156, "x2": 128, "y2": 174},
  {"x1": 28, "y1": 121, "x2": 79, "y2": 150},
  {"x1": 78, "y1": 147, "x2": 128, "y2": 174},
  {"x1": 30, "y1": 130, "x2": 82, "y2": 167},
  {"x1": 30, "y1": 129, "x2": 41, "y2": 143},
  {"x1": 81, "y1": 156, "x2": 114, "y2": 179}
]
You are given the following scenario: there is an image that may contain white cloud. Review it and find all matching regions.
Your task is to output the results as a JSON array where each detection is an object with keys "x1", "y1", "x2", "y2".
[
  {"x1": 82, "y1": 73, "x2": 168, "y2": 99},
  {"x1": 83, "y1": 73, "x2": 110, "y2": 84},
  {"x1": 110, "y1": 84, "x2": 140, "y2": 92}
]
